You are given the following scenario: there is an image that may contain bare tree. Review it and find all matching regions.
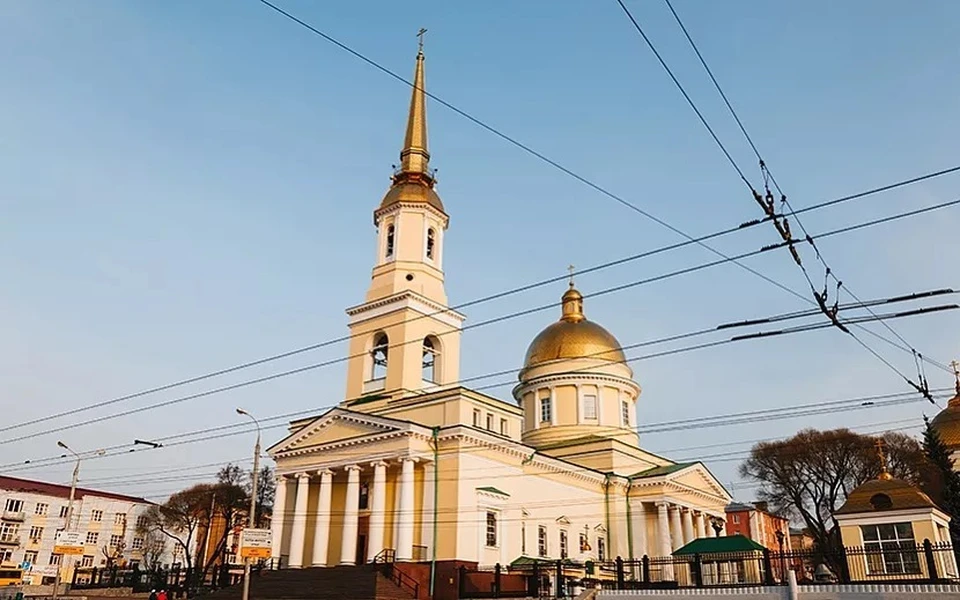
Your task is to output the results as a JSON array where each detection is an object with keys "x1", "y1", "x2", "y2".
[{"x1": 142, "y1": 530, "x2": 168, "y2": 571}]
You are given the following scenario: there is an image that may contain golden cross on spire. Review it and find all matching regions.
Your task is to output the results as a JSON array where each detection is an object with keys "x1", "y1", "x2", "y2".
[
  {"x1": 417, "y1": 28, "x2": 427, "y2": 53},
  {"x1": 567, "y1": 264, "x2": 576, "y2": 288},
  {"x1": 951, "y1": 360, "x2": 960, "y2": 393},
  {"x1": 875, "y1": 439, "x2": 892, "y2": 480}
]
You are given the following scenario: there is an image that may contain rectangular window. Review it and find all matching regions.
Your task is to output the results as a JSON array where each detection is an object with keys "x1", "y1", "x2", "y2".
[
  {"x1": 732, "y1": 514, "x2": 740, "y2": 524},
  {"x1": 80, "y1": 555, "x2": 94, "y2": 568},
  {"x1": 132, "y1": 537, "x2": 144, "y2": 551},
  {"x1": 4, "y1": 499, "x2": 23, "y2": 513},
  {"x1": 29, "y1": 526, "x2": 43, "y2": 542},
  {"x1": 35, "y1": 503, "x2": 49, "y2": 516},
  {"x1": 485, "y1": 512, "x2": 498, "y2": 548},
  {"x1": 109, "y1": 534, "x2": 124, "y2": 549},
  {"x1": 598, "y1": 537, "x2": 606, "y2": 562},
  {"x1": 0, "y1": 523, "x2": 20, "y2": 543},
  {"x1": 0, "y1": 550, "x2": 12, "y2": 564},
  {"x1": 91, "y1": 510, "x2": 103, "y2": 523},
  {"x1": 621, "y1": 400, "x2": 630, "y2": 426},
  {"x1": 500, "y1": 418, "x2": 508, "y2": 436},
  {"x1": 473, "y1": 409, "x2": 481, "y2": 427},
  {"x1": 861, "y1": 523, "x2": 920, "y2": 575},
  {"x1": 538, "y1": 526, "x2": 547, "y2": 557},
  {"x1": 50, "y1": 554, "x2": 62, "y2": 566},
  {"x1": 579, "y1": 532, "x2": 589, "y2": 553},
  {"x1": 486, "y1": 413, "x2": 493, "y2": 431},
  {"x1": 59, "y1": 506, "x2": 69, "y2": 519},
  {"x1": 359, "y1": 482, "x2": 370, "y2": 510},
  {"x1": 85, "y1": 532, "x2": 99, "y2": 545},
  {"x1": 114, "y1": 513, "x2": 126, "y2": 526},
  {"x1": 23, "y1": 550, "x2": 38, "y2": 565},
  {"x1": 540, "y1": 396, "x2": 552, "y2": 423},
  {"x1": 583, "y1": 394, "x2": 597, "y2": 420},
  {"x1": 136, "y1": 516, "x2": 147, "y2": 529},
  {"x1": 560, "y1": 530, "x2": 568, "y2": 559}
]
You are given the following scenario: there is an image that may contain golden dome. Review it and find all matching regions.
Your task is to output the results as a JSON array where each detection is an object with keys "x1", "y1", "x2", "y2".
[
  {"x1": 379, "y1": 181, "x2": 444, "y2": 213},
  {"x1": 521, "y1": 284, "x2": 626, "y2": 373},
  {"x1": 930, "y1": 385, "x2": 960, "y2": 449},
  {"x1": 835, "y1": 477, "x2": 937, "y2": 515}
]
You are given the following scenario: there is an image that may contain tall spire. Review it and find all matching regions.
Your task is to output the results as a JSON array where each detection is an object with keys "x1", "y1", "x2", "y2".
[{"x1": 395, "y1": 30, "x2": 433, "y2": 186}]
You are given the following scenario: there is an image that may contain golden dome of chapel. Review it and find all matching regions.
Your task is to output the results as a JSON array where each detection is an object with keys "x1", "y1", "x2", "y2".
[{"x1": 930, "y1": 366, "x2": 960, "y2": 451}]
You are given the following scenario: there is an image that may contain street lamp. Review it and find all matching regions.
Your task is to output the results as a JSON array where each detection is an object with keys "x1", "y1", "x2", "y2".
[
  {"x1": 236, "y1": 408, "x2": 261, "y2": 600},
  {"x1": 52, "y1": 443, "x2": 104, "y2": 600}
]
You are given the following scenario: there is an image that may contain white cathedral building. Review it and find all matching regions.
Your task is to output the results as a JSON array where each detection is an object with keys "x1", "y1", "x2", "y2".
[{"x1": 266, "y1": 46, "x2": 731, "y2": 576}]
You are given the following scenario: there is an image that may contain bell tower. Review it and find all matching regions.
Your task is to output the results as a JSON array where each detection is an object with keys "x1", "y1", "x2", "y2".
[{"x1": 344, "y1": 40, "x2": 465, "y2": 402}]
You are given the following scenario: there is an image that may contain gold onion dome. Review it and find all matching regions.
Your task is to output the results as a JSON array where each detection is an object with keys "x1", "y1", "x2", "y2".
[
  {"x1": 522, "y1": 282, "x2": 626, "y2": 374},
  {"x1": 930, "y1": 366, "x2": 960, "y2": 448}
]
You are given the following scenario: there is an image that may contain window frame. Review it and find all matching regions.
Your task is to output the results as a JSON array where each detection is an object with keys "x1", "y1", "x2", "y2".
[
  {"x1": 537, "y1": 525, "x2": 548, "y2": 557},
  {"x1": 485, "y1": 511, "x2": 499, "y2": 548},
  {"x1": 860, "y1": 522, "x2": 921, "y2": 576},
  {"x1": 583, "y1": 393, "x2": 598, "y2": 420},
  {"x1": 35, "y1": 503, "x2": 49, "y2": 516},
  {"x1": 540, "y1": 396, "x2": 552, "y2": 424}
]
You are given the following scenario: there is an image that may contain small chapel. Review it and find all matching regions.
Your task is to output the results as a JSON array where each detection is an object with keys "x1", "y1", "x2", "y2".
[{"x1": 266, "y1": 45, "x2": 732, "y2": 579}]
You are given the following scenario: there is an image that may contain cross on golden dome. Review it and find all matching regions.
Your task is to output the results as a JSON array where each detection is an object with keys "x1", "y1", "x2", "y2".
[
  {"x1": 875, "y1": 439, "x2": 892, "y2": 481},
  {"x1": 951, "y1": 360, "x2": 960, "y2": 394},
  {"x1": 417, "y1": 28, "x2": 427, "y2": 53},
  {"x1": 567, "y1": 264, "x2": 575, "y2": 288}
]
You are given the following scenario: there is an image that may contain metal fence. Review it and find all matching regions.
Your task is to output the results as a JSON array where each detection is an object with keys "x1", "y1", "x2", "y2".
[
  {"x1": 70, "y1": 563, "x2": 247, "y2": 595},
  {"x1": 457, "y1": 540, "x2": 959, "y2": 598}
]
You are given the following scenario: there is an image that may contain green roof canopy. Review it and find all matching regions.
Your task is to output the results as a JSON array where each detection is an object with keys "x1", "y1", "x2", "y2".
[
  {"x1": 630, "y1": 462, "x2": 697, "y2": 479},
  {"x1": 672, "y1": 534, "x2": 765, "y2": 556}
]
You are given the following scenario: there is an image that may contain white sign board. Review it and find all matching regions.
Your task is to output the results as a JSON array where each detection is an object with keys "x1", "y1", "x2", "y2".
[
  {"x1": 54, "y1": 530, "x2": 85, "y2": 555},
  {"x1": 239, "y1": 528, "x2": 272, "y2": 559}
]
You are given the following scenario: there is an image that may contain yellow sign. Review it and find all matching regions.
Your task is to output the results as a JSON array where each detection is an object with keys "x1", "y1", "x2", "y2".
[
  {"x1": 240, "y1": 546, "x2": 272, "y2": 559},
  {"x1": 54, "y1": 545, "x2": 85, "y2": 556},
  {"x1": 54, "y1": 531, "x2": 85, "y2": 555}
]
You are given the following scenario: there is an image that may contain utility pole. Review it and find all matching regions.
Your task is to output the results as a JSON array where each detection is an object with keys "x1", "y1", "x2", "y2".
[
  {"x1": 237, "y1": 408, "x2": 261, "y2": 600},
  {"x1": 52, "y1": 442, "x2": 102, "y2": 600}
]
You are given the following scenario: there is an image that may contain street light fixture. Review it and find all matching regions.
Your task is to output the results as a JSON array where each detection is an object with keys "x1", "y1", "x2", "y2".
[
  {"x1": 52, "y1": 442, "x2": 103, "y2": 600},
  {"x1": 236, "y1": 408, "x2": 262, "y2": 600}
]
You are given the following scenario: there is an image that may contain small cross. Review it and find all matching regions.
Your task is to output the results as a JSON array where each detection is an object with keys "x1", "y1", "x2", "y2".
[
  {"x1": 567, "y1": 264, "x2": 575, "y2": 287},
  {"x1": 417, "y1": 28, "x2": 427, "y2": 53},
  {"x1": 875, "y1": 439, "x2": 888, "y2": 473},
  {"x1": 952, "y1": 360, "x2": 960, "y2": 392}
]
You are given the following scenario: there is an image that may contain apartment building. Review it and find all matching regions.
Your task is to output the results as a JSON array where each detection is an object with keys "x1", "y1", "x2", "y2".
[{"x1": 725, "y1": 501, "x2": 792, "y2": 552}]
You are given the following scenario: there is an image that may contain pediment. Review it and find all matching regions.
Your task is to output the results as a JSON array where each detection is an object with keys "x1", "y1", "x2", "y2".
[
  {"x1": 669, "y1": 464, "x2": 731, "y2": 502},
  {"x1": 268, "y1": 408, "x2": 407, "y2": 455}
]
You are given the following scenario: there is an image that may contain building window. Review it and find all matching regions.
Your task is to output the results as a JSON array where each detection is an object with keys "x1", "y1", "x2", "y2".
[
  {"x1": 23, "y1": 550, "x2": 38, "y2": 565},
  {"x1": 114, "y1": 513, "x2": 126, "y2": 526},
  {"x1": 426, "y1": 228, "x2": 436, "y2": 260},
  {"x1": 0, "y1": 523, "x2": 20, "y2": 543},
  {"x1": 538, "y1": 526, "x2": 547, "y2": 557},
  {"x1": 0, "y1": 550, "x2": 12, "y2": 564},
  {"x1": 136, "y1": 516, "x2": 147, "y2": 529},
  {"x1": 35, "y1": 503, "x2": 49, "y2": 516},
  {"x1": 59, "y1": 506, "x2": 69, "y2": 519},
  {"x1": 486, "y1": 413, "x2": 493, "y2": 431},
  {"x1": 732, "y1": 514, "x2": 740, "y2": 524},
  {"x1": 91, "y1": 510, "x2": 103, "y2": 523},
  {"x1": 621, "y1": 400, "x2": 630, "y2": 426},
  {"x1": 132, "y1": 537, "x2": 144, "y2": 551},
  {"x1": 371, "y1": 332, "x2": 389, "y2": 381},
  {"x1": 50, "y1": 554, "x2": 62, "y2": 566},
  {"x1": 485, "y1": 512, "x2": 498, "y2": 548},
  {"x1": 422, "y1": 336, "x2": 439, "y2": 383},
  {"x1": 109, "y1": 534, "x2": 124, "y2": 549},
  {"x1": 385, "y1": 224, "x2": 396, "y2": 258},
  {"x1": 500, "y1": 418, "x2": 508, "y2": 436},
  {"x1": 80, "y1": 555, "x2": 94, "y2": 568},
  {"x1": 598, "y1": 537, "x2": 606, "y2": 561},
  {"x1": 29, "y1": 526, "x2": 43, "y2": 542},
  {"x1": 583, "y1": 394, "x2": 597, "y2": 420},
  {"x1": 540, "y1": 395, "x2": 552, "y2": 423},
  {"x1": 473, "y1": 409, "x2": 481, "y2": 427},
  {"x1": 861, "y1": 523, "x2": 921, "y2": 575},
  {"x1": 4, "y1": 499, "x2": 23, "y2": 513},
  {"x1": 579, "y1": 532, "x2": 589, "y2": 553},
  {"x1": 359, "y1": 482, "x2": 370, "y2": 510},
  {"x1": 86, "y1": 532, "x2": 99, "y2": 545},
  {"x1": 559, "y1": 530, "x2": 568, "y2": 559}
]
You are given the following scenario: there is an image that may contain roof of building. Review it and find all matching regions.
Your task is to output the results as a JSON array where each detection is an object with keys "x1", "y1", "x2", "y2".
[
  {"x1": 0, "y1": 475, "x2": 152, "y2": 505},
  {"x1": 930, "y1": 380, "x2": 960, "y2": 449},
  {"x1": 673, "y1": 534, "x2": 765, "y2": 556},
  {"x1": 630, "y1": 462, "x2": 697, "y2": 479},
  {"x1": 725, "y1": 502, "x2": 756, "y2": 513},
  {"x1": 835, "y1": 476, "x2": 937, "y2": 515},
  {"x1": 476, "y1": 486, "x2": 509, "y2": 497}
]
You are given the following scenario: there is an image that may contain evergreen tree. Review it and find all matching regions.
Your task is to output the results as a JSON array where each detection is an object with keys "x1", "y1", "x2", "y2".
[{"x1": 921, "y1": 416, "x2": 960, "y2": 545}]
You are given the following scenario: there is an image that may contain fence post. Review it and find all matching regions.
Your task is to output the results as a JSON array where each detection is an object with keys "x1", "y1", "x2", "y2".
[
  {"x1": 457, "y1": 565, "x2": 466, "y2": 599},
  {"x1": 923, "y1": 539, "x2": 939, "y2": 581},
  {"x1": 531, "y1": 562, "x2": 540, "y2": 598},
  {"x1": 615, "y1": 556, "x2": 624, "y2": 590},
  {"x1": 693, "y1": 554, "x2": 703, "y2": 588},
  {"x1": 762, "y1": 548, "x2": 774, "y2": 586},
  {"x1": 494, "y1": 563, "x2": 501, "y2": 599},
  {"x1": 837, "y1": 545, "x2": 851, "y2": 583},
  {"x1": 642, "y1": 555, "x2": 650, "y2": 584},
  {"x1": 556, "y1": 560, "x2": 564, "y2": 598}
]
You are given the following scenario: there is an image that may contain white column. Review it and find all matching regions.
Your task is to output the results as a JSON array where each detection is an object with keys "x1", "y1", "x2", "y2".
[
  {"x1": 695, "y1": 512, "x2": 706, "y2": 539},
  {"x1": 287, "y1": 472, "x2": 310, "y2": 568},
  {"x1": 631, "y1": 501, "x2": 647, "y2": 558},
  {"x1": 669, "y1": 506, "x2": 683, "y2": 551},
  {"x1": 681, "y1": 508, "x2": 695, "y2": 545},
  {"x1": 270, "y1": 475, "x2": 288, "y2": 566},
  {"x1": 656, "y1": 503, "x2": 671, "y2": 558},
  {"x1": 340, "y1": 465, "x2": 361, "y2": 565},
  {"x1": 397, "y1": 457, "x2": 416, "y2": 561},
  {"x1": 366, "y1": 461, "x2": 388, "y2": 563},
  {"x1": 311, "y1": 469, "x2": 332, "y2": 567}
]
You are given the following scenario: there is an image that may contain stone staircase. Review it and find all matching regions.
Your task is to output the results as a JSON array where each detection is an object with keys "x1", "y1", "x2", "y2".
[{"x1": 204, "y1": 564, "x2": 418, "y2": 600}]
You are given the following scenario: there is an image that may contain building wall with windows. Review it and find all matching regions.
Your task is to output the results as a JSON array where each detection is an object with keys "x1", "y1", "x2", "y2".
[
  {"x1": 725, "y1": 502, "x2": 791, "y2": 551},
  {"x1": 0, "y1": 476, "x2": 177, "y2": 584}
]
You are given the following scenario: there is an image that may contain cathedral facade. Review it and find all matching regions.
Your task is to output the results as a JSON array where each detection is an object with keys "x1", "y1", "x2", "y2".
[{"x1": 266, "y1": 47, "x2": 731, "y2": 575}]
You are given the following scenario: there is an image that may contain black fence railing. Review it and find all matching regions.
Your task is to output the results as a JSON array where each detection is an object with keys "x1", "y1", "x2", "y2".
[
  {"x1": 70, "y1": 563, "x2": 252, "y2": 596},
  {"x1": 456, "y1": 540, "x2": 959, "y2": 598}
]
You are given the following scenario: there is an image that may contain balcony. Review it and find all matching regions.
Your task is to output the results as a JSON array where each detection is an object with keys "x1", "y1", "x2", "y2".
[{"x1": 1, "y1": 510, "x2": 25, "y2": 521}]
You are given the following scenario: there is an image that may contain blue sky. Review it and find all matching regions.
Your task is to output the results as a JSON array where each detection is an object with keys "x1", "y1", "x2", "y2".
[{"x1": 1, "y1": 0, "x2": 959, "y2": 501}]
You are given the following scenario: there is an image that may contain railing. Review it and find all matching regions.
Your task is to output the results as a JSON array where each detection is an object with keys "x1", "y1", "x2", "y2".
[
  {"x1": 374, "y1": 550, "x2": 419, "y2": 598},
  {"x1": 373, "y1": 548, "x2": 396, "y2": 564}
]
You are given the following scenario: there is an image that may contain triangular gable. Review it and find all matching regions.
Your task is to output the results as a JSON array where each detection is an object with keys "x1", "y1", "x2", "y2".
[
  {"x1": 667, "y1": 463, "x2": 731, "y2": 502},
  {"x1": 267, "y1": 408, "x2": 408, "y2": 455},
  {"x1": 555, "y1": 515, "x2": 571, "y2": 525}
]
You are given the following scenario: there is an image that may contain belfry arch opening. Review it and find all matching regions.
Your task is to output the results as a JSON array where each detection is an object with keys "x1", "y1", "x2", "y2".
[
  {"x1": 385, "y1": 224, "x2": 396, "y2": 259},
  {"x1": 369, "y1": 332, "x2": 389, "y2": 387},
  {"x1": 422, "y1": 335, "x2": 440, "y2": 384},
  {"x1": 426, "y1": 227, "x2": 436, "y2": 260}
]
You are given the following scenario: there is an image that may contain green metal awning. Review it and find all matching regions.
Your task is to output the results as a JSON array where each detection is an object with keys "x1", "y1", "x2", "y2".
[{"x1": 672, "y1": 534, "x2": 765, "y2": 556}]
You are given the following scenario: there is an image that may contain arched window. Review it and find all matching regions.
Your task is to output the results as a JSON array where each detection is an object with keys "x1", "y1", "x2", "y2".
[
  {"x1": 385, "y1": 224, "x2": 396, "y2": 259},
  {"x1": 869, "y1": 493, "x2": 893, "y2": 510},
  {"x1": 426, "y1": 228, "x2": 436, "y2": 260},
  {"x1": 371, "y1": 332, "x2": 389, "y2": 381},
  {"x1": 422, "y1": 336, "x2": 439, "y2": 383}
]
